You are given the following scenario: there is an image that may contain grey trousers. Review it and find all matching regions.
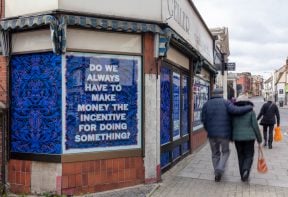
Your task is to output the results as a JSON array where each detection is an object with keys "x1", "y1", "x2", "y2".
[{"x1": 209, "y1": 137, "x2": 230, "y2": 175}]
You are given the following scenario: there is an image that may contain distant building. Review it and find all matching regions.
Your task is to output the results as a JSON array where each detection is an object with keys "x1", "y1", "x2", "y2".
[
  {"x1": 236, "y1": 72, "x2": 252, "y2": 96},
  {"x1": 251, "y1": 75, "x2": 263, "y2": 96},
  {"x1": 227, "y1": 72, "x2": 237, "y2": 99},
  {"x1": 274, "y1": 58, "x2": 288, "y2": 104},
  {"x1": 210, "y1": 27, "x2": 230, "y2": 99},
  {"x1": 263, "y1": 76, "x2": 274, "y2": 101}
]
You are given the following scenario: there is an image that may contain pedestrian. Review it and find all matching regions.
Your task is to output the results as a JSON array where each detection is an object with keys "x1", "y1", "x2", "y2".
[
  {"x1": 232, "y1": 94, "x2": 262, "y2": 182},
  {"x1": 257, "y1": 96, "x2": 280, "y2": 149},
  {"x1": 201, "y1": 88, "x2": 253, "y2": 182}
]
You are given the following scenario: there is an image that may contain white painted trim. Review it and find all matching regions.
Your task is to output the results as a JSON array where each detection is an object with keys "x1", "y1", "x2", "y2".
[
  {"x1": 12, "y1": 30, "x2": 52, "y2": 53},
  {"x1": 5, "y1": 0, "x2": 58, "y2": 18},
  {"x1": 167, "y1": 46, "x2": 189, "y2": 70},
  {"x1": 66, "y1": 29, "x2": 142, "y2": 54}
]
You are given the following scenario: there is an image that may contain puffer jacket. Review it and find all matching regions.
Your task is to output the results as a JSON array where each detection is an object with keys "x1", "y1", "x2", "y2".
[
  {"x1": 232, "y1": 101, "x2": 262, "y2": 143},
  {"x1": 257, "y1": 101, "x2": 280, "y2": 126},
  {"x1": 201, "y1": 96, "x2": 252, "y2": 139}
]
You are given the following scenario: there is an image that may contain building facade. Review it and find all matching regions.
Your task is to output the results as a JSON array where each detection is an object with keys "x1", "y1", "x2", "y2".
[
  {"x1": 210, "y1": 27, "x2": 230, "y2": 99},
  {"x1": 263, "y1": 76, "x2": 274, "y2": 101},
  {"x1": 0, "y1": 0, "x2": 220, "y2": 195},
  {"x1": 251, "y1": 75, "x2": 263, "y2": 97},
  {"x1": 227, "y1": 73, "x2": 237, "y2": 99},
  {"x1": 236, "y1": 72, "x2": 252, "y2": 96}
]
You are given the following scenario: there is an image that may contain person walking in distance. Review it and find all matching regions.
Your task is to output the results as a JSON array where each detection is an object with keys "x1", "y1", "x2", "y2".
[
  {"x1": 257, "y1": 96, "x2": 280, "y2": 149},
  {"x1": 201, "y1": 88, "x2": 253, "y2": 182},
  {"x1": 232, "y1": 95, "x2": 262, "y2": 182}
]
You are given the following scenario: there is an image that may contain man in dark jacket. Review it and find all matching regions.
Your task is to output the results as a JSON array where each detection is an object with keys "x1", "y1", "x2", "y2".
[
  {"x1": 257, "y1": 97, "x2": 280, "y2": 149},
  {"x1": 201, "y1": 88, "x2": 252, "y2": 182}
]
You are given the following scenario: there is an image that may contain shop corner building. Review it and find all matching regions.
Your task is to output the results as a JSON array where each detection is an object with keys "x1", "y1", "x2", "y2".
[{"x1": 0, "y1": 0, "x2": 219, "y2": 195}]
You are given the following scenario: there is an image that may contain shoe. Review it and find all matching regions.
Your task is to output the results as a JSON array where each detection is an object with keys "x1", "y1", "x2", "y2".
[
  {"x1": 241, "y1": 170, "x2": 249, "y2": 182},
  {"x1": 264, "y1": 142, "x2": 267, "y2": 147},
  {"x1": 215, "y1": 174, "x2": 221, "y2": 182},
  {"x1": 269, "y1": 144, "x2": 272, "y2": 149}
]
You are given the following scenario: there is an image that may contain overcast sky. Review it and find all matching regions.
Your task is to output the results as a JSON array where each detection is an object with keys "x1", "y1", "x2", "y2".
[{"x1": 193, "y1": 0, "x2": 288, "y2": 77}]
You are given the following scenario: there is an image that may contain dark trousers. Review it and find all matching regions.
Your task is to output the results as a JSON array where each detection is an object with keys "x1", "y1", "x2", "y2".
[
  {"x1": 235, "y1": 140, "x2": 255, "y2": 178},
  {"x1": 263, "y1": 124, "x2": 274, "y2": 145}
]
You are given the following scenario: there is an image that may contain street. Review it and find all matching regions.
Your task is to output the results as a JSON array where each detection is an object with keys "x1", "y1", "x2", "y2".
[{"x1": 151, "y1": 97, "x2": 288, "y2": 197}]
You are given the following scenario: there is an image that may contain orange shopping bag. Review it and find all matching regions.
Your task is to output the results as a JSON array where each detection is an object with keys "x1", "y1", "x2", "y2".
[
  {"x1": 257, "y1": 146, "x2": 268, "y2": 173},
  {"x1": 274, "y1": 126, "x2": 283, "y2": 142}
]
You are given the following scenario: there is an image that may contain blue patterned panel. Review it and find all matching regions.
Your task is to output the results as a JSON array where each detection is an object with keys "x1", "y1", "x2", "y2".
[
  {"x1": 181, "y1": 75, "x2": 189, "y2": 136},
  {"x1": 182, "y1": 142, "x2": 189, "y2": 154},
  {"x1": 160, "y1": 67, "x2": 171, "y2": 145},
  {"x1": 172, "y1": 72, "x2": 180, "y2": 140},
  {"x1": 172, "y1": 146, "x2": 180, "y2": 160},
  {"x1": 160, "y1": 151, "x2": 170, "y2": 168},
  {"x1": 65, "y1": 53, "x2": 141, "y2": 151},
  {"x1": 11, "y1": 52, "x2": 62, "y2": 154}
]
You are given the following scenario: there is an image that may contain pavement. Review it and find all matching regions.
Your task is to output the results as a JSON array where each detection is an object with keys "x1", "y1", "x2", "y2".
[
  {"x1": 89, "y1": 131, "x2": 288, "y2": 197},
  {"x1": 77, "y1": 97, "x2": 288, "y2": 197},
  {"x1": 150, "y1": 98, "x2": 288, "y2": 197},
  {"x1": 151, "y1": 137, "x2": 288, "y2": 197}
]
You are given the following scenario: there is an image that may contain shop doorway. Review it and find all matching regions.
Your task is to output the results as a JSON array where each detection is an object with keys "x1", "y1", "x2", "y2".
[{"x1": 160, "y1": 62, "x2": 190, "y2": 172}]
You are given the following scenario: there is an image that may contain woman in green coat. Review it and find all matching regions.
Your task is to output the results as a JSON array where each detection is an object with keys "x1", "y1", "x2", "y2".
[{"x1": 232, "y1": 96, "x2": 262, "y2": 182}]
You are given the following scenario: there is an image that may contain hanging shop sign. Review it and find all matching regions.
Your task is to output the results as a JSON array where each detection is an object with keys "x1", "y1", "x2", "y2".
[
  {"x1": 225, "y1": 62, "x2": 236, "y2": 71},
  {"x1": 64, "y1": 53, "x2": 142, "y2": 153}
]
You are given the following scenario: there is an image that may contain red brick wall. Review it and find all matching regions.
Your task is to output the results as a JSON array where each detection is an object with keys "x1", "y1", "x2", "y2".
[
  {"x1": 190, "y1": 129, "x2": 207, "y2": 152},
  {"x1": 0, "y1": 56, "x2": 8, "y2": 103},
  {"x1": 8, "y1": 160, "x2": 31, "y2": 194},
  {"x1": 237, "y1": 75, "x2": 252, "y2": 94},
  {"x1": 62, "y1": 157, "x2": 144, "y2": 195}
]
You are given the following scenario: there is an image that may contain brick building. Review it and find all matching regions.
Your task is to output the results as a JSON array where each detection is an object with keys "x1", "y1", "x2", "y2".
[
  {"x1": 0, "y1": 0, "x2": 222, "y2": 195},
  {"x1": 236, "y1": 72, "x2": 252, "y2": 96}
]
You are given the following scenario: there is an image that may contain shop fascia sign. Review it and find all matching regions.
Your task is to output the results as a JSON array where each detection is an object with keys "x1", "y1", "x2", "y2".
[{"x1": 162, "y1": 0, "x2": 214, "y2": 64}]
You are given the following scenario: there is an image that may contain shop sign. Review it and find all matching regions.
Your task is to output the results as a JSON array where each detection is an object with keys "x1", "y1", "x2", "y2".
[
  {"x1": 64, "y1": 53, "x2": 142, "y2": 153},
  {"x1": 162, "y1": 0, "x2": 214, "y2": 64}
]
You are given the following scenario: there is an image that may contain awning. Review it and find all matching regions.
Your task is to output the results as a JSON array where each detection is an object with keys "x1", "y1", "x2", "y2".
[
  {"x1": 64, "y1": 15, "x2": 163, "y2": 33},
  {"x1": 0, "y1": 15, "x2": 59, "y2": 55},
  {"x1": 0, "y1": 14, "x2": 216, "y2": 73},
  {"x1": 0, "y1": 15, "x2": 57, "y2": 31},
  {"x1": 0, "y1": 14, "x2": 164, "y2": 55}
]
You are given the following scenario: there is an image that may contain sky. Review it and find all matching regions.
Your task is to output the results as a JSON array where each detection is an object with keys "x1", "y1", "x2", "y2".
[{"x1": 192, "y1": 0, "x2": 288, "y2": 78}]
